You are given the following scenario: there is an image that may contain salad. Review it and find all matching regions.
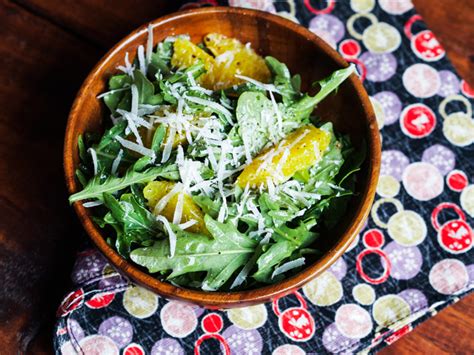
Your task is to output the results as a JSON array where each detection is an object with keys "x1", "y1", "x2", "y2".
[{"x1": 69, "y1": 29, "x2": 364, "y2": 291}]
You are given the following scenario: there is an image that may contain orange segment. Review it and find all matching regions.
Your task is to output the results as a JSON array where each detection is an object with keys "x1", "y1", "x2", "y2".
[
  {"x1": 171, "y1": 38, "x2": 216, "y2": 89},
  {"x1": 143, "y1": 181, "x2": 208, "y2": 234},
  {"x1": 236, "y1": 125, "x2": 331, "y2": 188},
  {"x1": 170, "y1": 34, "x2": 271, "y2": 90},
  {"x1": 203, "y1": 33, "x2": 271, "y2": 89}
]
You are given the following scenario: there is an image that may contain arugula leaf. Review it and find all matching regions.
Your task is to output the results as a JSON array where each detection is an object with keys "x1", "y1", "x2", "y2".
[
  {"x1": 265, "y1": 56, "x2": 300, "y2": 105},
  {"x1": 151, "y1": 124, "x2": 167, "y2": 152},
  {"x1": 104, "y1": 75, "x2": 132, "y2": 113},
  {"x1": 69, "y1": 165, "x2": 175, "y2": 203},
  {"x1": 102, "y1": 192, "x2": 158, "y2": 255},
  {"x1": 103, "y1": 192, "x2": 157, "y2": 235},
  {"x1": 168, "y1": 62, "x2": 206, "y2": 84},
  {"x1": 305, "y1": 123, "x2": 344, "y2": 191},
  {"x1": 130, "y1": 216, "x2": 257, "y2": 291},
  {"x1": 236, "y1": 91, "x2": 275, "y2": 156},
  {"x1": 76, "y1": 121, "x2": 132, "y2": 177},
  {"x1": 291, "y1": 74, "x2": 301, "y2": 93},
  {"x1": 286, "y1": 65, "x2": 354, "y2": 122},
  {"x1": 253, "y1": 221, "x2": 318, "y2": 283},
  {"x1": 149, "y1": 40, "x2": 173, "y2": 78},
  {"x1": 192, "y1": 196, "x2": 221, "y2": 219},
  {"x1": 77, "y1": 135, "x2": 87, "y2": 162},
  {"x1": 253, "y1": 241, "x2": 294, "y2": 282},
  {"x1": 75, "y1": 169, "x2": 88, "y2": 188},
  {"x1": 322, "y1": 138, "x2": 366, "y2": 229},
  {"x1": 131, "y1": 125, "x2": 167, "y2": 172},
  {"x1": 133, "y1": 70, "x2": 163, "y2": 105},
  {"x1": 273, "y1": 220, "x2": 318, "y2": 246}
]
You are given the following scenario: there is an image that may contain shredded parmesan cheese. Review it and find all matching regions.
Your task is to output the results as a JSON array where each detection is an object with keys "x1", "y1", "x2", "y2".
[
  {"x1": 96, "y1": 87, "x2": 130, "y2": 99},
  {"x1": 161, "y1": 127, "x2": 176, "y2": 163},
  {"x1": 268, "y1": 90, "x2": 283, "y2": 138},
  {"x1": 154, "y1": 183, "x2": 182, "y2": 215},
  {"x1": 272, "y1": 258, "x2": 305, "y2": 279},
  {"x1": 173, "y1": 192, "x2": 184, "y2": 224},
  {"x1": 137, "y1": 45, "x2": 146, "y2": 75},
  {"x1": 156, "y1": 215, "x2": 177, "y2": 257},
  {"x1": 88, "y1": 148, "x2": 98, "y2": 176},
  {"x1": 185, "y1": 95, "x2": 233, "y2": 123},
  {"x1": 83, "y1": 200, "x2": 104, "y2": 208},
  {"x1": 115, "y1": 136, "x2": 155, "y2": 158},
  {"x1": 146, "y1": 24, "x2": 153, "y2": 67},
  {"x1": 178, "y1": 219, "x2": 197, "y2": 230},
  {"x1": 117, "y1": 52, "x2": 135, "y2": 77},
  {"x1": 234, "y1": 74, "x2": 280, "y2": 93},
  {"x1": 111, "y1": 149, "x2": 124, "y2": 175}
]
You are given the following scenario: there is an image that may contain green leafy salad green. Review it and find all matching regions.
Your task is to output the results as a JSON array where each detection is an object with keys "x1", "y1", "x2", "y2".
[{"x1": 69, "y1": 30, "x2": 363, "y2": 291}]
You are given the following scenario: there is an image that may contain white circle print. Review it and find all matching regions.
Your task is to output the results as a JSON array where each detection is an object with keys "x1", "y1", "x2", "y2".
[
  {"x1": 272, "y1": 344, "x2": 305, "y2": 355},
  {"x1": 460, "y1": 185, "x2": 474, "y2": 217},
  {"x1": 379, "y1": 0, "x2": 414, "y2": 15},
  {"x1": 335, "y1": 304, "x2": 373, "y2": 339},
  {"x1": 160, "y1": 301, "x2": 197, "y2": 338},
  {"x1": 402, "y1": 162, "x2": 444, "y2": 201},
  {"x1": 403, "y1": 64, "x2": 441, "y2": 98},
  {"x1": 429, "y1": 259, "x2": 469, "y2": 295}
]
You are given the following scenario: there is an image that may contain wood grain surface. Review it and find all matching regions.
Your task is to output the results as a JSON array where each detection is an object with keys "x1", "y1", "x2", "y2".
[{"x1": 0, "y1": 0, "x2": 472, "y2": 353}]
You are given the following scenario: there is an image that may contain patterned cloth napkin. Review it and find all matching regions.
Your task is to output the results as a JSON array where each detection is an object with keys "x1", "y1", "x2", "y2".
[{"x1": 54, "y1": 1, "x2": 474, "y2": 354}]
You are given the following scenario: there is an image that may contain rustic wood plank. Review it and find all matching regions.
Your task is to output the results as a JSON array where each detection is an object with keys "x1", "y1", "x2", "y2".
[
  {"x1": 413, "y1": 0, "x2": 474, "y2": 85},
  {"x1": 380, "y1": 293, "x2": 474, "y2": 354},
  {"x1": 14, "y1": 0, "x2": 474, "y2": 85},
  {"x1": 0, "y1": 0, "x2": 101, "y2": 351},
  {"x1": 13, "y1": 0, "x2": 185, "y2": 48},
  {"x1": 0, "y1": 0, "x2": 472, "y2": 353}
]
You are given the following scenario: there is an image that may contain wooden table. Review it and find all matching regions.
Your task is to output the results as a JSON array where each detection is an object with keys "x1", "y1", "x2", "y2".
[{"x1": 0, "y1": 0, "x2": 472, "y2": 353}]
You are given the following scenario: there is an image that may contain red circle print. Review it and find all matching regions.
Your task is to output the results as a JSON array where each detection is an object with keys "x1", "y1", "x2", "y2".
[
  {"x1": 400, "y1": 103, "x2": 436, "y2": 138},
  {"x1": 201, "y1": 313, "x2": 224, "y2": 333},
  {"x1": 461, "y1": 80, "x2": 474, "y2": 98},
  {"x1": 412, "y1": 30, "x2": 445, "y2": 62},
  {"x1": 363, "y1": 229, "x2": 385, "y2": 249},
  {"x1": 86, "y1": 292, "x2": 115, "y2": 309},
  {"x1": 447, "y1": 170, "x2": 468, "y2": 192},
  {"x1": 124, "y1": 343, "x2": 145, "y2": 355},
  {"x1": 356, "y1": 249, "x2": 391, "y2": 284},
  {"x1": 57, "y1": 289, "x2": 84, "y2": 316},
  {"x1": 339, "y1": 39, "x2": 361, "y2": 58}
]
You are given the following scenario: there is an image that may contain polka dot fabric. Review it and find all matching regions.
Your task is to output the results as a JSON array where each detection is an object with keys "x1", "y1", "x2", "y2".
[{"x1": 54, "y1": 1, "x2": 474, "y2": 353}]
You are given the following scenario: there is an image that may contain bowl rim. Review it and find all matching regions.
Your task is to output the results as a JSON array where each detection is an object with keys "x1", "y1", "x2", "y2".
[{"x1": 64, "y1": 6, "x2": 381, "y2": 308}]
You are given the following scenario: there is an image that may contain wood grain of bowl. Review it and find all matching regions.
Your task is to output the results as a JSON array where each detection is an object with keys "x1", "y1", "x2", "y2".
[{"x1": 64, "y1": 6, "x2": 381, "y2": 308}]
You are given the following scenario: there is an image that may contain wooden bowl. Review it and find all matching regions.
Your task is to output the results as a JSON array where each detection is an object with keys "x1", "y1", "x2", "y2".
[{"x1": 64, "y1": 6, "x2": 380, "y2": 308}]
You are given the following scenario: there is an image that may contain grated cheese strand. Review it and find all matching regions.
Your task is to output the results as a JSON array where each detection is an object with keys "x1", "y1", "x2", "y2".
[
  {"x1": 117, "y1": 110, "x2": 153, "y2": 130},
  {"x1": 137, "y1": 45, "x2": 146, "y2": 75},
  {"x1": 146, "y1": 24, "x2": 153, "y2": 67},
  {"x1": 115, "y1": 136, "x2": 155, "y2": 157},
  {"x1": 131, "y1": 84, "x2": 139, "y2": 116},
  {"x1": 117, "y1": 52, "x2": 135, "y2": 77},
  {"x1": 97, "y1": 86, "x2": 130, "y2": 99},
  {"x1": 271, "y1": 258, "x2": 306, "y2": 279},
  {"x1": 83, "y1": 200, "x2": 104, "y2": 208},
  {"x1": 206, "y1": 146, "x2": 218, "y2": 172},
  {"x1": 111, "y1": 149, "x2": 124, "y2": 175},
  {"x1": 185, "y1": 95, "x2": 233, "y2": 123},
  {"x1": 234, "y1": 74, "x2": 280, "y2": 93},
  {"x1": 178, "y1": 219, "x2": 197, "y2": 230},
  {"x1": 156, "y1": 215, "x2": 177, "y2": 257},
  {"x1": 88, "y1": 148, "x2": 98, "y2": 176},
  {"x1": 161, "y1": 127, "x2": 176, "y2": 163},
  {"x1": 173, "y1": 192, "x2": 184, "y2": 225},
  {"x1": 268, "y1": 90, "x2": 283, "y2": 138},
  {"x1": 154, "y1": 183, "x2": 182, "y2": 215}
]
